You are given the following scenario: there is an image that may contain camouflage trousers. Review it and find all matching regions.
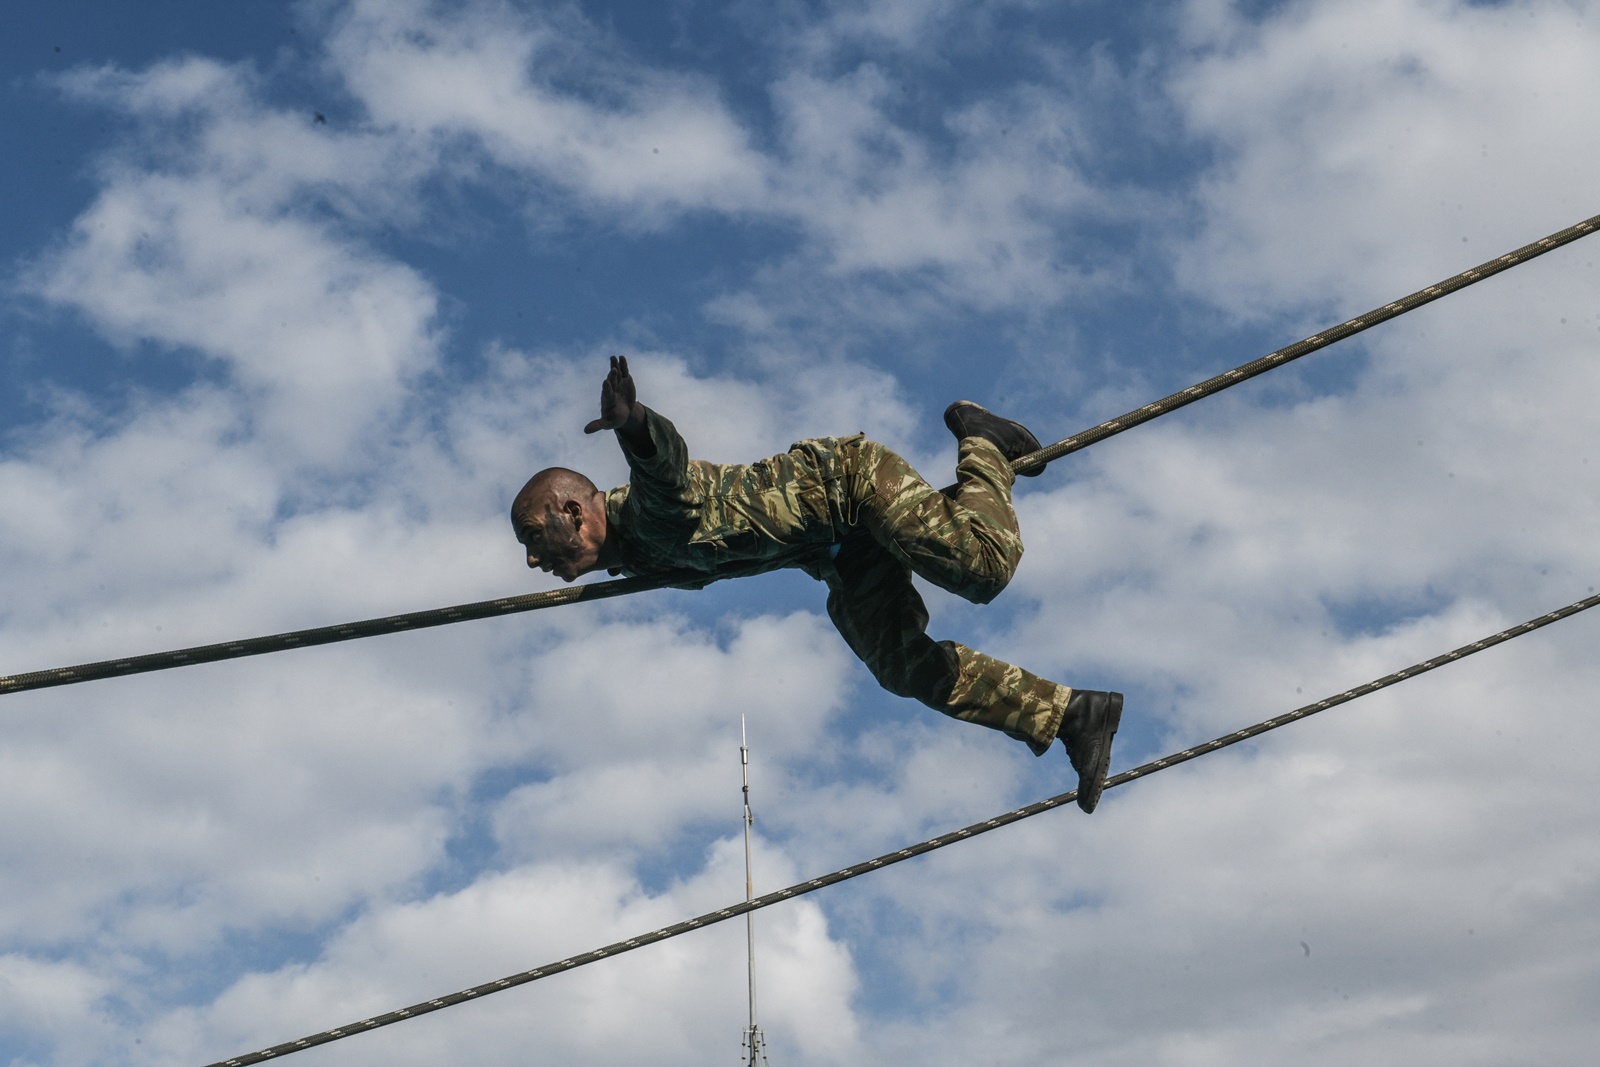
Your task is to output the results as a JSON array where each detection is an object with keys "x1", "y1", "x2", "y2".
[{"x1": 821, "y1": 437, "x2": 1070, "y2": 756}]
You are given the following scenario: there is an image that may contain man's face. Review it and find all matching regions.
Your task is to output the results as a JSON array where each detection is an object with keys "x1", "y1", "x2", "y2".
[{"x1": 513, "y1": 498, "x2": 599, "y2": 582}]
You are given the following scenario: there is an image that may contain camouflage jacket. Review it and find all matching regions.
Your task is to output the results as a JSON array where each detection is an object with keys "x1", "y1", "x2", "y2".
[{"x1": 604, "y1": 406, "x2": 860, "y2": 582}]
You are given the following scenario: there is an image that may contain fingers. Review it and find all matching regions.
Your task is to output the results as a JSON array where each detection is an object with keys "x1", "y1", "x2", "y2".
[
  {"x1": 588, "y1": 355, "x2": 633, "y2": 435},
  {"x1": 606, "y1": 353, "x2": 632, "y2": 387}
]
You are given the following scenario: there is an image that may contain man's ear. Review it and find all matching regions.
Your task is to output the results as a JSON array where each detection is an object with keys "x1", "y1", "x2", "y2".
[{"x1": 563, "y1": 497, "x2": 585, "y2": 523}]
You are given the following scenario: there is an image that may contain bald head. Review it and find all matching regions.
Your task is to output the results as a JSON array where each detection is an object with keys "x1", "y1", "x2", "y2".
[
  {"x1": 511, "y1": 467, "x2": 599, "y2": 526},
  {"x1": 510, "y1": 467, "x2": 610, "y2": 582}
]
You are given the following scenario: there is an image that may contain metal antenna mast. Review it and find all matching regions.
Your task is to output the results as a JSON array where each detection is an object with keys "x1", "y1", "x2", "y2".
[{"x1": 740, "y1": 716, "x2": 769, "y2": 1066}]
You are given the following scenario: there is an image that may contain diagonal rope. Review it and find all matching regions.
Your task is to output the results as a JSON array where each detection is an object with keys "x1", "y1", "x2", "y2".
[
  {"x1": 5, "y1": 211, "x2": 1596, "y2": 699},
  {"x1": 202, "y1": 591, "x2": 1600, "y2": 1067},
  {"x1": 1009, "y1": 212, "x2": 1600, "y2": 474},
  {"x1": 0, "y1": 571, "x2": 748, "y2": 698}
]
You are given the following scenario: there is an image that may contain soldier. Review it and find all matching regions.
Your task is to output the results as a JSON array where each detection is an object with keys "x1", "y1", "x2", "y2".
[{"x1": 512, "y1": 357, "x2": 1123, "y2": 812}]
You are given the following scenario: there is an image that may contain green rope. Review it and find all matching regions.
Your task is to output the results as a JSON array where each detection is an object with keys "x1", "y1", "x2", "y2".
[{"x1": 202, "y1": 591, "x2": 1600, "y2": 1067}]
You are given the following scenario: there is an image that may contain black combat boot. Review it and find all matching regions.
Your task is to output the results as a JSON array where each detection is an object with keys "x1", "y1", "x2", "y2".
[
  {"x1": 943, "y1": 400, "x2": 1046, "y2": 476},
  {"x1": 1058, "y1": 688, "x2": 1123, "y2": 813}
]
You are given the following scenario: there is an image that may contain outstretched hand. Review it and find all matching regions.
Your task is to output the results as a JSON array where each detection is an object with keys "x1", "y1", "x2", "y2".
[{"x1": 583, "y1": 355, "x2": 640, "y2": 435}]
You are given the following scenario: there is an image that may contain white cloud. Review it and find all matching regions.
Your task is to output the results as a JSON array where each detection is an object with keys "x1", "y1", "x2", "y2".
[
  {"x1": 847, "y1": 2, "x2": 1600, "y2": 1063},
  {"x1": 19, "y1": 57, "x2": 441, "y2": 468},
  {"x1": 6, "y1": 1, "x2": 1600, "y2": 1064},
  {"x1": 837, "y1": 0, "x2": 1036, "y2": 47},
  {"x1": 491, "y1": 610, "x2": 852, "y2": 855},
  {"x1": 323, "y1": 0, "x2": 769, "y2": 221},
  {"x1": 766, "y1": 69, "x2": 1109, "y2": 306},
  {"x1": 159, "y1": 839, "x2": 860, "y2": 1067},
  {"x1": 784, "y1": 0, "x2": 1048, "y2": 59},
  {"x1": 0, "y1": 318, "x2": 876, "y2": 1063},
  {"x1": 316, "y1": 0, "x2": 1119, "y2": 321},
  {"x1": 27, "y1": 177, "x2": 439, "y2": 465},
  {"x1": 0, "y1": 955, "x2": 112, "y2": 1037},
  {"x1": 1169, "y1": 0, "x2": 1600, "y2": 319}
]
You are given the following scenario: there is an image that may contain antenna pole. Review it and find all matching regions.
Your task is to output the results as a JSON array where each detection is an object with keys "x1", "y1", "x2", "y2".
[{"x1": 740, "y1": 716, "x2": 767, "y2": 1066}]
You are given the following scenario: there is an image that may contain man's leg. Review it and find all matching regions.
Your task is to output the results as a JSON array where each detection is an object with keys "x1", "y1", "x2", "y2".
[
  {"x1": 834, "y1": 429, "x2": 1123, "y2": 810},
  {"x1": 824, "y1": 531, "x2": 1068, "y2": 755},
  {"x1": 849, "y1": 436, "x2": 1024, "y2": 604}
]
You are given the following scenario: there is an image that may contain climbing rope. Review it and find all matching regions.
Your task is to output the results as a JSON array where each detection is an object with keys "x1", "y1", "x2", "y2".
[
  {"x1": 4, "y1": 211, "x2": 1595, "y2": 700},
  {"x1": 1010, "y1": 212, "x2": 1600, "y2": 473},
  {"x1": 201, "y1": 590, "x2": 1599, "y2": 1067},
  {"x1": 0, "y1": 571, "x2": 730, "y2": 697}
]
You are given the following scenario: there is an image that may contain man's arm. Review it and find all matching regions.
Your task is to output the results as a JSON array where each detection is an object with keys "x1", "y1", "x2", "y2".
[
  {"x1": 583, "y1": 355, "x2": 654, "y2": 456},
  {"x1": 584, "y1": 356, "x2": 698, "y2": 528}
]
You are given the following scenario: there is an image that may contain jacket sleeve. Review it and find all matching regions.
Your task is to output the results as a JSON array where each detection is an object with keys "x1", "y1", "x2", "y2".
[{"x1": 617, "y1": 405, "x2": 700, "y2": 535}]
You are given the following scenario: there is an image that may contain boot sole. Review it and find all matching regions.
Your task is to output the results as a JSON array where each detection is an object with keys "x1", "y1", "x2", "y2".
[
  {"x1": 944, "y1": 401, "x2": 1046, "y2": 476},
  {"x1": 1076, "y1": 692, "x2": 1124, "y2": 814}
]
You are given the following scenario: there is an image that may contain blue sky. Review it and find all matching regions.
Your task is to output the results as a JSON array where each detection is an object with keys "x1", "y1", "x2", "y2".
[{"x1": 3, "y1": 1, "x2": 1599, "y2": 1065}]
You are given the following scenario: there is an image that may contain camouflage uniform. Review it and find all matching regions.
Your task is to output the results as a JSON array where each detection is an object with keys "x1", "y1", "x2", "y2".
[{"x1": 604, "y1": 406, "x2": 1070, "y2": 754}]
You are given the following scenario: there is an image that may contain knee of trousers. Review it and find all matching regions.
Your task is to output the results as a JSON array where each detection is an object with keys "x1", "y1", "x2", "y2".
[
  {"x1": 870, "y1": 640, "x2": 961, "y2": 703},
  {"x1": 953, "y1": 542, "x2": 1021, "y2": 605},
  {"x1": 962, "y1": 570, "x2": 1011, "y2": 605}
]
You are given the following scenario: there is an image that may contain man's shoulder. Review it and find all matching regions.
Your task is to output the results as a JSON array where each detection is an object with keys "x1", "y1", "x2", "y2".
[{"x1": 605, "y1": 457, "x2": 717, "y2": 505}]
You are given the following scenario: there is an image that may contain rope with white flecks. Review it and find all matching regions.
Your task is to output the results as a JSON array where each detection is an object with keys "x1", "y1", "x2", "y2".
[
  {"x1": 1008, "y1": 212, "x2": 1600, "y2": 473},
  {"x1": 201, "y1": 590, "x2": 1599, "y2": 1067},
  {"x1": 4, "y1": 211, "x2": 1596, "y2": 699}
]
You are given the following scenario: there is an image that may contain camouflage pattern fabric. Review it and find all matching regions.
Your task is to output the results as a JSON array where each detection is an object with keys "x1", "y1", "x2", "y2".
[
  {"x1": 604, "y1": 406, "x2": 1070, "y2": 754},
  {"x1": 820, "y1": 438, "x2": 1069, "y2": 755},
  {"x1": 603, "y1": 407, "x2": 852, "y2": 580}
]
